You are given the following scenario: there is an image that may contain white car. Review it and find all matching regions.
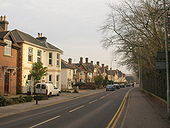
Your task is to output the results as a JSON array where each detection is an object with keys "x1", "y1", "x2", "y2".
[{"x1": 35, "y1": 83, "x2": 59, "y2": 96}]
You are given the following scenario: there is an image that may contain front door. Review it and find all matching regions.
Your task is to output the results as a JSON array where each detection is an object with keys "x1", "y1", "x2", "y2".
[{"x1": 4, "y1": 72, "x2": 10, "y2": 95}]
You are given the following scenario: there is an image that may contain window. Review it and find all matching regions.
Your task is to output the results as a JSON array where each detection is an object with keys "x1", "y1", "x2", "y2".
[
  {"x1": 37, "y1": 50, "x2": 42, "y2": 62},
  {"x1": 56, "y1": 53, "x2": 60, "y2": 66},
  {"x1": 49, "y1": 52, "x2": 52, "y2": 65},
  {"x1": 4, "y1": 40, "x2": 12, "y2": 56},
  {"x1": 28, "y1": 47, "x2": 33, "y2": 62},
  {"x1": 28, "y1": 75, "x2": 32, "y2": 80},
  {"x1": 49, "y1": 75, "x2": 52, "y2": 82},
  {"x1": 56, "y1": 75, "x2": 59, "y2": 82}
]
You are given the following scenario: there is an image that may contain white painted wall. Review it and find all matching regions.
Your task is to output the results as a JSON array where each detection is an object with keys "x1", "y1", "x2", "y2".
[
  {"x1": 61, "y1": 68, "x2": 74, "y2": 90},
  {"x1": 21, "y1": 42, "x2": 62, "y2": 93}
]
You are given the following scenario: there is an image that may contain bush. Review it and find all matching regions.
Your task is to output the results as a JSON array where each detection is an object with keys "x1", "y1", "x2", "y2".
[
  {"x1": 23, "y1": 95, "x2": 33, "y2": 102},
  {"x1": 73, "y1": 82, "x2": 86, "y2": 87},
  {"x1": 0, "y1": 95, "x2": 34, "y2": 107},
  {"x1": 0, "y1": 96, "x2": 7, "y2": 106}
]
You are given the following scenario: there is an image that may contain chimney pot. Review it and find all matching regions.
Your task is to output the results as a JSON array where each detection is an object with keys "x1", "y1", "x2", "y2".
[
  {"x1": 38, "y1": 33, "x2": 40, "y2": 37},
  {"x1": 4, "y1": 16, "x2": 6, "y2": 21},
  {"x1": 97, "y1": 61, "x2": 99, "y2": 66},
  {"x1": 85, "y1": 57, "x2": 88, "y2": 64},
  {"x1": 0, "y1": 16, "x2": 9, "y2": 31},
  {"x1": 102, "y1": 64, "x2": 104, "y2": 68},
  {"x1": 0, "y1": 16, "x2": 2, "y2": 21},
  {"x1": 79, "y1": 57, "x2": 83, "y2": 64},
  {"x1": 68, "y1": 58, "x2": 72, "y2": 64}
]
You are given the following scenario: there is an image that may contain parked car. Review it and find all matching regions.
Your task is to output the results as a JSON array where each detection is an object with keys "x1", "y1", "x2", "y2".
[
  {"x1": 35, "y1": 83, "x2": 60, "y2": 96},
  {"x1": 119, "y1": 83, "x2": 126, "y2": 88},
  {"x1": 113, "y1": 84, "x2": 120, "y2": 89},
  {"x1": 106, "y1": 84, "x2": 116, "y2": 91}
]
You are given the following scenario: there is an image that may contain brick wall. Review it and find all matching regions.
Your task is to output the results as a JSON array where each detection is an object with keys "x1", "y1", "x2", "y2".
[{"x1": 0, "y1": 46, "x2": 18, "y2": 95}]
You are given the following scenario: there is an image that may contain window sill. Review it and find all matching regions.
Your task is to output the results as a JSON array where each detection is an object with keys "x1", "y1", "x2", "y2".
[{"x1": 3, "y1": 54, "x2": 12, "y2": 57}]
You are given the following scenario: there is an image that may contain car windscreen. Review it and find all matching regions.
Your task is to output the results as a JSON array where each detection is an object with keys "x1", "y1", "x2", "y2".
[{"x1": 36, "y1": 84, "x2": 41, "y2": 89}]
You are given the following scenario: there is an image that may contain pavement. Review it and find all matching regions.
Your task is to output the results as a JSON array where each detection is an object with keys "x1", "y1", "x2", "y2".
[
  {"x1": 0, "y1": 89, "x2": 105, "y2": 118},
  {"x1": 115, "y1": 87, "x2": 170, "y2": 128}
]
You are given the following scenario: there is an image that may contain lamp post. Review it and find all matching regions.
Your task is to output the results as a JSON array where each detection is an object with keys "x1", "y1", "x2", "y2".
[{"x1": 162, "y1": 0, "x2": 170, "y2": 119}]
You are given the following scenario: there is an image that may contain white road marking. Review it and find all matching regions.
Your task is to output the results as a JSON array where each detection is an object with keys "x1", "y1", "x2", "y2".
[
  {"x1": 88, "y1": 99, "x2": 98, "y2": 104},
  {"x1": 69, "y1": 105, "x2": 85, "y2": 113},
  {"x1": 29, "y1": 115, "x2": 61, "y2": 128},
  {"x1": 99, "y1": 96, "x2": 105, "y2": 99}
]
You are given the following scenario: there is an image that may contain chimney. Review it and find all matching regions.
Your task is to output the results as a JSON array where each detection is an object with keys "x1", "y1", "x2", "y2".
[
  {"x1": 0, "y1": 16, "x2": 9, "y2": 31},
  {"x1": 102, "y1": 64, "x2": 104, "y2": 68},
  {"x1": 79, "y1": 57, "x2": 83, "y2": 64},
  {"x1": 68, "y1": 58, "x2": 72, "y2": 64},
  {"x1": 97, "y1": 61, "x2": 99, "y2": 66},
  {"x1": 36, "y1": 33, "x2": 47, "y2": 42},
  {"x1": 85, "y1": 57, "x2": 88, "y2": 64},
  {"x1": 91, "y1": 61, "x2": 93, "y2": 64}
]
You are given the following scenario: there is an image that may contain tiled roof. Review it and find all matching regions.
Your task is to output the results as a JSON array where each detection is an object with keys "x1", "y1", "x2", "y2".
[
  {"x1": 108, "y1": 70, "x2": 117, "y2": 75},
  {"x1": 0, "y1": 31, "x2": 9, "y2": 39},
  {"x1": 11, "y1": 29, "x2": 63, "y2": 52},
  {"x1": 82, "y1": 63, "x2": 94, "y2": 73},
  {"x1": 0, "y1": 31, "x2": 20, "y2": 48},
  {"x1": 61, "y1": 60, "x2": 75, "y2": 69}
]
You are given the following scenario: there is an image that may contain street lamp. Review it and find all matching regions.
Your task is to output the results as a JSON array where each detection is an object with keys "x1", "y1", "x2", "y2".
[{"x1": 160, "y1": 0, "x2": 170, "y2": 119}]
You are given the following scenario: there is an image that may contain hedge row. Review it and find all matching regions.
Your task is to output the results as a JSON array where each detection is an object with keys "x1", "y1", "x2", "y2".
[{"x1": 0, "y1": 95, "x2": 33, "y2": 107}]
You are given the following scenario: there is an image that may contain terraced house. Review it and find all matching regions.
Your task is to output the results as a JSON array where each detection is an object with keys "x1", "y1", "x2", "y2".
[{"x1": 11, "y1": 31, "x2": 63, "y2": 93}]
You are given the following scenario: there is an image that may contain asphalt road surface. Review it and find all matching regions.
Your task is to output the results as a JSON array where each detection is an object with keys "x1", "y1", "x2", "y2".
[{"x1": 0, "y1": 87, "x2": 131, "y2": 128}]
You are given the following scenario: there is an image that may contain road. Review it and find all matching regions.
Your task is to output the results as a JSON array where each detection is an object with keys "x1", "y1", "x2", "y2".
[{"x1": 0, "y1": 87, "x2": 131, "y2": 128}]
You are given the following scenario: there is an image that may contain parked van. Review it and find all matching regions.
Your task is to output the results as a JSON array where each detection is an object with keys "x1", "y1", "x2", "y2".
[{"x1": 35, "y1": 83, "x2": 59, "y2": 96}]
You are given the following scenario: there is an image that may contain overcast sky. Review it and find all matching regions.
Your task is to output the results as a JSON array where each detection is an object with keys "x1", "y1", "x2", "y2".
[{"x1": 0, "y1": 0, "x2": 130, "y2": 74}]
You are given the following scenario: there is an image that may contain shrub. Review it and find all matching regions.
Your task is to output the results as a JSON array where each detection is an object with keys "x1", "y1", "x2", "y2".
[
  {"x1": 23, "y1": 95, "x2": 33, "y2": 102},
  {"x1": 0, "y1": 96, "x2": 7, "y2": 106},
  {"x1": 73, "y1": 82, "x2": 86, "y2": 87}
]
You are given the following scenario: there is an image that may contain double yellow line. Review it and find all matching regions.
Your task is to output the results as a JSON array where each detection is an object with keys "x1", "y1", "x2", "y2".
[{"x1": 107, "y1": 88, "x2": 133, "y2": 128}]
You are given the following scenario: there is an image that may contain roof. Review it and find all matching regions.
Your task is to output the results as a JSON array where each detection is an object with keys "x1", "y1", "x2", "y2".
[
  {"x1": 0, "y1": 31, "x2": 9, "y2": 39},
  {"x1": 11, "y1": 29, "x2": 63, "y2": 53},
  {"x1": 61, "y1": 60, "x2": 75, "y2": 69},
  {"x1": 0, "y1": 31, "x2": 20, "y2": 48},
  {"x1": 82, "y1": 63, "x2": 94, "y2": 73},
  {"x1": 107, "y1": 70, "x2": 117, "y2": 75}
]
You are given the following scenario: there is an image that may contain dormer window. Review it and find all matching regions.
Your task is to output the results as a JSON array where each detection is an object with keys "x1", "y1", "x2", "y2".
[{"x1": 4, "y1": 40, "x2": 12, "y2": 56}]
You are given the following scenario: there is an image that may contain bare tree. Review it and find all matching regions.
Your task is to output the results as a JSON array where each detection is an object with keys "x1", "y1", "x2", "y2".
[{"x1": 101, "y1": 0, "x2": 165, "y2": 74}]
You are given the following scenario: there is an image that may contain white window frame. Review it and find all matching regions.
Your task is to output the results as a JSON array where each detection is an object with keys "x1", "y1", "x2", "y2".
[
  {"x1": 49, "y1": 52, "x2": 52, "y2": 65},
  {"x1": 56, "y1": 53, "x2": 60, "y2": 67},
  {"x1": 49, "y1": 75, "x2": 52, "y2": 82},
  {"x1": 28, "y1": 47, "x2": 33, "y2": 62},
  {"x1": 37, "y1": 50, "x2": 42, "y2": 62},
  {"x1": 4, "y1": 40, "x2": 12, "y2": 56}
]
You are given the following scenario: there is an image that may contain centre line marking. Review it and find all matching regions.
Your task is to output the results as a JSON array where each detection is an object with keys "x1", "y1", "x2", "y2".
[
  {"x1": 69, "y1": 105, "x2": 85, "y2": 113},
  {"x1": 29, "y1": 115, "x2": 61, "y2": 128},
  {"x1": 88, "y1": 99, "x2": 98, "y2": 104}
]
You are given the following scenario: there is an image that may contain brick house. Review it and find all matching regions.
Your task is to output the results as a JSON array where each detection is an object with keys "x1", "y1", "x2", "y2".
[{"x1": 0, "y1": 16, "x2": 20, "y2": 96}]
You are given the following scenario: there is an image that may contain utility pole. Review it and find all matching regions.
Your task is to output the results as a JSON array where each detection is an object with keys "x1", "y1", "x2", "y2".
[{"x1": 163, "y1": 0, "x2": 170, "y2": 119}]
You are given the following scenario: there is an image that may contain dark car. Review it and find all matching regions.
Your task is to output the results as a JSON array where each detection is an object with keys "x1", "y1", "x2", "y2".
[
  {"x1": 106, "y1": 84, "x2": 116, "y2": 91},
  {"x1": 113, "y1": 84, "x2": 120, "y2": 89},
  {"x1": 119, "y1": 83, "x2": 126, "y2": 88}
]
